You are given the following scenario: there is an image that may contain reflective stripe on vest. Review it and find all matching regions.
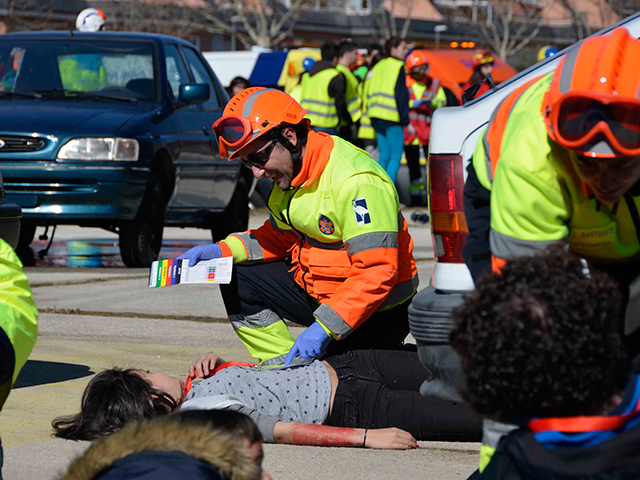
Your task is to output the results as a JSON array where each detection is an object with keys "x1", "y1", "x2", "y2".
[
  {"x1": 300, "y1": 68, "x2": 340, "y2": 128},
  {"x1": 367, "y1": 57, "x2": 404, "y2": 123},
  {"x1": 336, "y1": 64, "x2": 362, "y2": 122}
]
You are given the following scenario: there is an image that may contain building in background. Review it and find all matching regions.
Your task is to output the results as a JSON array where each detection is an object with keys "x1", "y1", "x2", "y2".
[{"x1": 0, "y1": 0, "x2": 634, "y2": 68}]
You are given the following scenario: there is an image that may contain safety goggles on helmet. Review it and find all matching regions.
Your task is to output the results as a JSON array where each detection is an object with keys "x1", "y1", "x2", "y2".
[
  {"x1": 548, "y1": 92, "x2": 640, "y2": 158},
  {"x1": 212, "y1": 115, "x2": 281, "y2": 159}
]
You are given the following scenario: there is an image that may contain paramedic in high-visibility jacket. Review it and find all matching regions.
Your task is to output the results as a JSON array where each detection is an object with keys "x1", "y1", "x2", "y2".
[
  {"x1": 462, "y1": 26, "x2": 640, "y2": 472},
  {"x1": 178, "y1": 87, "x2": 418, "y2": 368}
]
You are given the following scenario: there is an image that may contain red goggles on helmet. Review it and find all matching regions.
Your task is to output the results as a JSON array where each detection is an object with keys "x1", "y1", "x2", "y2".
[
  {"x1": 549, "y1": 92, "x2": 640, "y2": 158},
  {"x1": 212, "y1": 115, "x2": 254, "y2": 159}
]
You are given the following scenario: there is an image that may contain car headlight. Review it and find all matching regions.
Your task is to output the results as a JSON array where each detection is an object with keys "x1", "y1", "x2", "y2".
[{"x1": 57, "y1": 138, "x2": 139, "y2": 161}]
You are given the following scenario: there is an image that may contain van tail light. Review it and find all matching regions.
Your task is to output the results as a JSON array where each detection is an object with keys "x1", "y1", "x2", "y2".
[{"x1": 428, "y1": 154, "x2": 468, "y2": 263}]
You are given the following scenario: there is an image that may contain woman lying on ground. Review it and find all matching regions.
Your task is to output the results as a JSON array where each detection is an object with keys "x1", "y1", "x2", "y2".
[{"x1": 52, "y1": 350, "x2": 482, "y2": 449}]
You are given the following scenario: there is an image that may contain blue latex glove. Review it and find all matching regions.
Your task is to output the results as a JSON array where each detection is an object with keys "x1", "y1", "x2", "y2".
[
  {"x1": 285, "y1": 321, "x2": 332, "y2": 365},
  {"x1": 177, "y1": 243, "x2": 221, "y2": 267},
  {"x1": 412, "y1": 99, "x2": 424, "y2": 109}
]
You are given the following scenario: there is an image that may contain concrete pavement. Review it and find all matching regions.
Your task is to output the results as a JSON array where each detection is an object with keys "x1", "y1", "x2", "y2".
[{"x1": 0, "y1": 209, "x2": 481, "y2": 479}]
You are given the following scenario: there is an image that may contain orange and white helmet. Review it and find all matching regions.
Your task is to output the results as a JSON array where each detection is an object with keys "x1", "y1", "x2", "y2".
[
  {"x1": 471, "y1": 51, "x2": 494, "y2": 70},
  {"x1": 76, "y1": 8, "x2": 107, "y2": 32},
  {"x1": 542, "y1": 27, "x2": 640, "y2": 158},
  {"x1": 212, "y1": 87, "x2": 308, "y2": 160},
  {"x1": 406, "y1": 49, "x2": 429, "y2": 72}
]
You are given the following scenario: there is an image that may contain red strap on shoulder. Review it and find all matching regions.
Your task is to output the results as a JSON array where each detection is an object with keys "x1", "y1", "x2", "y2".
[
  {"x1": 212, "y1": 361, "x2": 256, "y2": 374},
  {"x1": 183, "y1": 361, "x2": 256, "y2": 399}
]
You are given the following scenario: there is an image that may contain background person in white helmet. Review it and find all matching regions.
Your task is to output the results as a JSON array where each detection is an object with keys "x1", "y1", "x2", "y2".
[
  {"x1": 58, "y1": 8, "x2": 109, "y2": 92},
  {"x1": 75, "y1": 8, "x2": 107, "y2": 32}
]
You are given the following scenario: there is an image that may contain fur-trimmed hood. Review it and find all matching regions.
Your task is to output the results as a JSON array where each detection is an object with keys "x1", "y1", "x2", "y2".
[{"x1": 61, "y1": 417, "x2": 259, "y2": 480}]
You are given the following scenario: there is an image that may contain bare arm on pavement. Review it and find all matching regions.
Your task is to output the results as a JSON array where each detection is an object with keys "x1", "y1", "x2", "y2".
[{"x1": 273, "y1": 422, "x2": 418, "y2": 450}]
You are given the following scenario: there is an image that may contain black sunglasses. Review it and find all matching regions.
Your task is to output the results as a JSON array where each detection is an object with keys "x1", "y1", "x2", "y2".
[{"x1": 241, "y1": 140, "x2": 276, "y2": 169}]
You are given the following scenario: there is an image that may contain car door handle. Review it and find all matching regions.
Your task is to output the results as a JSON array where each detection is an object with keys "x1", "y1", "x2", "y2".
[{"x1": 202, "y1": 125, "x2": 211, "y2": 135}]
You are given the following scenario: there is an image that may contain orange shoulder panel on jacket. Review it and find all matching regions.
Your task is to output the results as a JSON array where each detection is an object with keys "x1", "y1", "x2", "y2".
[{"x1": 485, "y1": 77, "x2": 540, "y2": 177}]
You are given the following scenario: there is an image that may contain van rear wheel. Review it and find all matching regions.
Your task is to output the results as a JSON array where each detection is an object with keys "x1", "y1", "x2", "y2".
[{"x1": 119, "y1": 174, "x2": 165, "y2": 268}]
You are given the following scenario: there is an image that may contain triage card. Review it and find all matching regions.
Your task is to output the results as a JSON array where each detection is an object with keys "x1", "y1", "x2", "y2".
[{"x1": 148, "y1": 257, "x2": 233, "y2": 287}]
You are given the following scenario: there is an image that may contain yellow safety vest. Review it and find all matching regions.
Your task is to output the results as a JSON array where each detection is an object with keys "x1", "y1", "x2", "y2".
[
  {"x1": 473, "y1": 73, "x2": 640, "y2": 263},
  {"x1": 59, "y1": 55, "x2": 108, "y2": 92},
  {"x1": 300, "y1": 68, "x2": 340, "y2": 128},
  {"x1": 366, "y1": 57, "x2": 404, "y2": 123},
  {"x1": 336, "y1": 64, "x2": 362, "y2": 123}
]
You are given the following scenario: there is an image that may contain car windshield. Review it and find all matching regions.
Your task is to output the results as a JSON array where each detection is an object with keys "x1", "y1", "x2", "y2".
[{"x1": 0, "y1": 39, "x2": 156, "y2": 102}]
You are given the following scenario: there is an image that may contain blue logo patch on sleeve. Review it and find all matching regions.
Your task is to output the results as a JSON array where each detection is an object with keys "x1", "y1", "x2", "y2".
[
  {"x1": 352, "y1": 197, "x2": 371, "y2": 225},
  {"x1": 318, "y1": 215, "x2": 335, "y2": 235}
]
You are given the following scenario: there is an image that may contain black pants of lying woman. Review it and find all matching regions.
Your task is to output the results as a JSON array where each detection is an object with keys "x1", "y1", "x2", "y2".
[{"x1": 324, "y1": 350, "x2": 482, "y2": 441}]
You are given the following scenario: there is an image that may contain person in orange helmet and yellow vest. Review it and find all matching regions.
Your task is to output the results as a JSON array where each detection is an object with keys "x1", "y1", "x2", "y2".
[
  {"x1": 461, "y1": 26, "x2": 640, "y2": 471},
  {"x1": 403, "y1": 49, "x2": 446, "y2": 206},
  {"x1": 178, "y1": 88, "x2": 418, "y2": 368}
]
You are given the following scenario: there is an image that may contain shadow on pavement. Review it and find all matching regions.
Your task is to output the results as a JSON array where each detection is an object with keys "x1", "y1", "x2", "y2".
[{"x1": 13, "y1": 360, "x2": 94, "y2": 388}]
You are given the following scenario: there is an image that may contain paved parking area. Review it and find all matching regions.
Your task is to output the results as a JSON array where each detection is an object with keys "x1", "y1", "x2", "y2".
[{"x1": 0, "y1": 209, "x2": 480, "y2": 479}]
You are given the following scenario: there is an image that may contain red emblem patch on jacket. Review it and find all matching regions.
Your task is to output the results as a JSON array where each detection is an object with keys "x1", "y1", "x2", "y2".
[{"x1": 318, "y1": 215, "x2": 335, "y2": 235}]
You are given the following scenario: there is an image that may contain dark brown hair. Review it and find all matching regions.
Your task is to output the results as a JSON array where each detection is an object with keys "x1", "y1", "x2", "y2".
[
  {"x1": 52, "y1": 368, "x2": 178, "y2": 441},
  {"x1": 451, "y1": 247, "x2": 630, "y2": 421}
]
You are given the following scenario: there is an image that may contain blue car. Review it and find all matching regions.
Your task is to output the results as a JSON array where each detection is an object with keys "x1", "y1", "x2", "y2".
[{"x1": 0, "y1": 31, "x2": 252, "y2": 267}]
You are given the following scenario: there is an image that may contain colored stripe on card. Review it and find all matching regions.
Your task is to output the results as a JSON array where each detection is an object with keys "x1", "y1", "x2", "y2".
[
  {"x1": 160, "y1": 260, "x2": 168, "y2": 287},
  {"x1": 171, "y1": 259, "x2": 178, "y2": 285},
  {"x1": 165, "y1": 259, "x2": 173, "y2": 286}
]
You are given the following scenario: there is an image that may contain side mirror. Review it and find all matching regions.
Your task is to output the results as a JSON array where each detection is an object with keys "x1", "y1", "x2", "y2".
[{"x1": 176, "y1": 83, "x2": 210, "y2": 107}]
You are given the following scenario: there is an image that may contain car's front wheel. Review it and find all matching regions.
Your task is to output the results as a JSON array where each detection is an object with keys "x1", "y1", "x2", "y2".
[
  {"x1": 211, "y1": 176, "x2": 249, "y2": 242},
  {"x1": 119, "y1": 174, "x2": 165, "y2": 268}
]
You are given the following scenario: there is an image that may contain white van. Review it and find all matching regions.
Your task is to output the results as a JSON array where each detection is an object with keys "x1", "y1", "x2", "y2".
[{"x1": 409, "y1": 11, "x2": 640, "y2": 400}]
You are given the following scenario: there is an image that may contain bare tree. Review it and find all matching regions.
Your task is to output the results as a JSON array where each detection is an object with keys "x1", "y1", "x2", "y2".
[
  {"x1": 97, "y1": 0, "x2": 198, "y2": 39},
  {"x1": 605, "y1": 0, "x2": 640, "y2": 18},
  {"x1": 0, "y1": 0, "x2": 57, "y2": 33},
  {"x1": 194, "y1": 0, "x2": 311, "y2": 49},
  {"x1": 371, "y1": 0, "x2": 416, "y2": 40},
  {"x1": 558, "y1": 0, "x2": 591, "y2": 40},
  {"x1": 435, "y1": 0, "x2": 543, "y2": 59}
]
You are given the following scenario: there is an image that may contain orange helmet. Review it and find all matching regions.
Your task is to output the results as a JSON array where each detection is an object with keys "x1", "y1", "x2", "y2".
[
  {"x1": 213, "y1": 87, "x2": 308, "y2": 160},
  {"x1": 542, "y1": 27, "x2": 640, "y2": 158},
  {"x1": 471, "y1": 51, "x2": 494, "y2": 70},
  {"x1": 406, "y1": 49, "x2": 429, "y2": 72}
]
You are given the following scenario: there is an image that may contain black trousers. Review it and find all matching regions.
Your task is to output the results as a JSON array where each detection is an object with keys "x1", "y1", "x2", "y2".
[
  {"x1": 326, "y1": 350, "x2": 483, "y2": 441},
  {"x1": 220, "y1": 260, "x2": 411, "y2": 357},
  {"x1": 404, "y1": 144, "x2": 423, "y2": 183}
]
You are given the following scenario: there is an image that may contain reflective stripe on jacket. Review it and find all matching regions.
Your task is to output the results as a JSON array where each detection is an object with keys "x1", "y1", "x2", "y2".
[
  {"x1": 0, "y1": 239, "x2": 38, "y2": 410},
  {"x1": 470, "y1": 73, "x2": 640, "y2": 267},
  {"x1": 336, "y1": 64, "x2": 362, "y2": 123},
  {"x1": 300, "y1": 68, "x2": 340, "y2": 128},
  {"x1": 367, "y1": 57, "x2": 405, "y2": 123},
  {"x1": 220, "y1": 132, "x2": 418, "y2": 339}
]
